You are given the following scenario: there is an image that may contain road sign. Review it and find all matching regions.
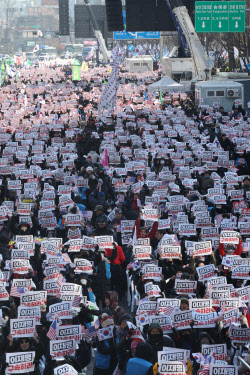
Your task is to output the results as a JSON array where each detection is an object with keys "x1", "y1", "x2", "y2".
[
  {"x1": 195, "y1": 1, "x2": 245, "y2": 33},
  {"x1": 128, "y1": 44, "x2": 134, "y2": 51},
  {"x1": 32, "y1": 25, "x2": 40, "y2": 29},
  {"x1": 113, "y1": 31, "x2": 160, "y2": 40}
]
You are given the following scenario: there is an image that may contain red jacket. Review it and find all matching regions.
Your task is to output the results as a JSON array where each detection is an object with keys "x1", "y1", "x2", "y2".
[
  {"x1": 218, "y1": 240, "x2": 243, "y2": 258},
  {"x1": 105, "y1": 245, "x2": 125, "y2": 265},
  {"x1": 135, "y1": 219, "x2": 158, "y2": 242}
]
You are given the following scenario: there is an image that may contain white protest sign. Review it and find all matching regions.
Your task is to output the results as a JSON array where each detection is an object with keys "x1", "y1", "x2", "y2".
[
  {"x1": 50, "y1": 339, "x2": 76, "y2": 358},
  {"x1": 220, "y1": 231, "x2": 239, "y2": 245},
  {"x1": 192, "y1": 241, "x2": 212, "y2": 257},
  {"x1": 6, "y1": 351, "x2": 35, "y2": 374},
  {"x1": 174, "y1": 280, "x2": 197, "y2": 295},
  {"x1": 196, "y1": 264, "x2": 216, "y2": 282},
  {"x1": 10, "y1": 318, "x2": 36, "y2": 338}
]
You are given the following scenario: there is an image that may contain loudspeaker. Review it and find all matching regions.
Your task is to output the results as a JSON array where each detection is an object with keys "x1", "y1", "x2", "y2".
[
  {"x1": 126, "y1": 0, "x2": 177, "y2": 32},
  {"x1": 75, "y1": 5, "x2": 87, "y2": 38},
  {"x1": 156, "y1": 0, "x2": 176, "y2": 31},
  {"x1": 59, "y1": 0, "x2": 69, "y2": 35},
  {"x1": 126, "y1": 0, "x2": 155, "y2": 31},
  {"x1": 105, "y1": 0, "x2": 123, "y2": 31}
]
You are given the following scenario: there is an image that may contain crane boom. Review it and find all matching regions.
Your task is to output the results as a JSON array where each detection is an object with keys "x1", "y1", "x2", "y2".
[
  {"x1": 170, "y1": 2, "x2": 211, "y2": 80},
  {"x1": 84, "y1": 0, "x2": 109, "y2": 63}
]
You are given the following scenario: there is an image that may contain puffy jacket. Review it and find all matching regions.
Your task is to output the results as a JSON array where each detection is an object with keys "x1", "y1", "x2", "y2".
[
  {"x1": 105, "y1": 245, "x2": 125, "y2": 265},
  {"x1": 219, "y1": 240, "x2": 242, "y2": 258},
  {"x1": 134, "y1": 219, "x2": 158, "y2": 243},
  {"x1": 146, "y1": 322, "x2": 175, "y2": 364},
  {"x1": 95, "y1": 335, "x2": 119, "y2": 370},
  {"x1": 125, "y1": 357, "x2": 153, "y2": 375}
]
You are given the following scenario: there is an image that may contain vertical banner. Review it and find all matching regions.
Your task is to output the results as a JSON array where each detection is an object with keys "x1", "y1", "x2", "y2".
[{"x1": 72, "y1": 66, "x2": 80, "y2": 81}]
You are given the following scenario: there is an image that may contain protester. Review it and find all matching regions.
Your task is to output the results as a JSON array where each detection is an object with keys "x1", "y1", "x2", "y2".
[{"x1": 0, "y1": 49, "x2": 248, "y2": 375}]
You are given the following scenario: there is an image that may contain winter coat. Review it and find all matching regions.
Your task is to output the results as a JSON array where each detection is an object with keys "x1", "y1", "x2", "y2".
[
  {"x1": 92, "y1": 253, "x2": 111, "y2": 302},
  {"x1": 105, "y1": 291, "x2": 125, "y2": 325},
  {"x1": 125, "y1": 358, "x2": 153, "y2": 375},
  {"x1": 146, "y1": 323, "x2": 175, "y2": 364}
]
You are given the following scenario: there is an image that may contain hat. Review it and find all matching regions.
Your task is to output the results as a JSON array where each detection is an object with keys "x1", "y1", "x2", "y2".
[
  {"x1": 238, "y1": 158, "x2": 245, "y2": 165},
  {"x1": 98, "y1": 218, "x2": 106, "y2": 224},
  {"x1": 86, "y1": 166, "x2": 93, "y2": 171},
  {"x1": 94, "y1": 205, "x2": 103, "y2": 211},
  {"x1": 98, "y1": 247, "x2": 106, "y2": 253},
  {"x1": 118, "y1": 313, "x2": 133, "y2": 325},
  {"x1": 180, "y1": 298, "x2": 189, "y2": 305},
  {"x1": 100, "y1": 313, "x2": 114, "y2": 328},
  {"x1": 131, "y1": 339, "x2": 141, "y2": 350},
  {"x1": 115, "y1": 208, "x2": 122, "y2": 214}
]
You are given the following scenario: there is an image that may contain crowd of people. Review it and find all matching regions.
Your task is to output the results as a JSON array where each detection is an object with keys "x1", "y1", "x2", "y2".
[{"x1": 0, "y1": 58, "x2": 249, "y2": 375}]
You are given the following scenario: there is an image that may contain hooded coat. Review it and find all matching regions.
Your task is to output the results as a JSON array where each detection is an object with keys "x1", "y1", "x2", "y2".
[
  {"x1": 105, "y1": 291, "x2": 125, "y2": 325},
  {"x1": 146, "y1": 322, "x2": 175, "y2": 364}
]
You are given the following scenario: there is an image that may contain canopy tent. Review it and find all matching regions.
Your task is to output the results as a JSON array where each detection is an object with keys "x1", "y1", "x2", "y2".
[{"x1": 147, "y1": 75, "x2": 185, "y2": 93}]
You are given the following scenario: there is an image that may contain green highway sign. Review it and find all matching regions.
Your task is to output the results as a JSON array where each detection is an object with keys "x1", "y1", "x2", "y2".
[{"x1": 195, "y1": 1, "x2": 245, "y2": 33}]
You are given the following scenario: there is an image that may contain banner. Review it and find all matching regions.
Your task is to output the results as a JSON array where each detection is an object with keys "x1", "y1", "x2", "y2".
[
  {"x1": 18, "y1": 306, "x2": 41, "y2": 325},
  {"x1": 222, "y1": 308, "x2": 240, "y2": 328},
  {"x1": 72, "y1": 66, "x2": 80, "y2": 81},
  {"x1": 158, "y1": 361, "x2": 186, "y2": 375},
  {"x1": 20, "y1": 291, "x2": 47, "y2": 307},
  {"x1": 95, "y1": 235, "x2": 113, "y2": 248},
  {"x1": 192, "y1": 241, "x2": 212, "y2": 257},
  {"x1": 220, "y1": 231, "x2": 239, "y2": 244},
  {"x1": 174, "y1": 280, "x2": 197, "y2": 295},
  {"x1": 209, "y1": 364, "x2": 238, "y2": 375},
  {"x1": 54, "y1": 364, "x2": 78, "y2": 375},
  {"x1": 158, "y1": 350, "x2": 190, "y2": 365},
  {"x1": 157, "y1": 298, "x2": 180, "y2": 314},
  {"x1": 196, "y1": 264, "x2": 216, "y2": 282},
  {"x1": 137, "y1": 301, "x2": 158, "y2": 316},
  {"x1": 49, "y1": 302, "x2": 73, "y2": 320},
  {"x1": 50, "y1": 339, "x2": 76, "y2": 358},
  {"x1": 148, "y1": 315, "x2": 172, "y2": 333},
  {"x1": 172, "y1": 310, "x2": 193, "y2": 330},
  {"x1": 10, "y1": 318, "x2": 36, "y2": 338},
  {"x1": 159, "y1": 246, "x2": 181, "y2": 259},
  {"x1": 192, "y1": 311, "x2": 217, "y2": 328},
  {"x1": 229, "y1": 324, "x2": 250, "y2": 343},
  {"x1": 74, "y1": 258, "x2": 93, "y2": 274},
  {"x1": 6, "y1": 351, "x2": 35, "y2": 374},
  {"x1": 142, "y1": 265, "x2": 162, "y2": 281},
  {"x1": 57, "y1": 324, "x2": 83, "y2": 342},
  {"x1": 201, "y1": 343, "x2": 227, "y2": 361},
  {"x1": 133, "y1": 245, "x2": 152, "y2": 260},
  {"x1": 189, "y1": 299, "x2": 212, "y2": 313}
]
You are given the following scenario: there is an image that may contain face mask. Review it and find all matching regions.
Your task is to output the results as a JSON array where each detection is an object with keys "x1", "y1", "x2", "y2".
[
  {"x1": 80, "y1": 279, "x2": 87, "y2": 285},
  {"x1": 176, "y1": 273, "x2": 182, "y2": 279},
  {"x1": 150, "y1": 333, "x2": 161, "y2": 341},
  {"x1": 160, "y1": 160, "x2": 165, "y2": 165},
  {"x1": 216, "y1": 205, "x2": 222, "y2": 209},
  {"x1": 181, "y1": 334, "x2": 190, "y2": 341},
  {"x1": 107, "y1": 209, "x2": 112, "y2": 213}
]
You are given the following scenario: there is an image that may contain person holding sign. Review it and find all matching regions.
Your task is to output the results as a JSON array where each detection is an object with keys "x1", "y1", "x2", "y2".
[
  {"x1": 93, "y1": 313, "x2": 119, "y2": 375},
  {"x1": 6, "y1": 332, "x2": 44, "y2": 375},
  {"x1": 219, "y1": 233, "x2": 242, "y2": 258},
  {"x1": 146, "y1": 322, "x2": 175, "y2": 365},
  {"x1": 134, "y1": 214, "x2": 159, "y2": 245}
]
